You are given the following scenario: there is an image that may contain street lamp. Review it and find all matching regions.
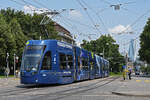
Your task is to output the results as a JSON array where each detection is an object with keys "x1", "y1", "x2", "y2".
[
  {"x1": 101, "y1": 43, "x2": 109, "y2": 58},
  {"x1": 14, "y1": 54, "x2": 19, "y2": 77},
  {"x1": 6, "y1": 53, "x2": 10, "y2": 78},
  {"x1": 6, "y1": 53, "x2": 9, "y2": 68},
  {"x1": 14, "y1": 53, "x2": 16, "y2": 77}
]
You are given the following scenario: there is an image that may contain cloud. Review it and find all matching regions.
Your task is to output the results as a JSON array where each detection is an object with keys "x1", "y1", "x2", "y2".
[
  {"x1": 23, "y1": 5, "x2": 50, "y2": 15},
  {"x1": 69, "y1": 10, "x2": 82, "y2": 19},
  {"x1": 23, "y1": 5, "x2": 37, "y2": 14},
  {"x1": 108, "y1": 25, "x2": 133, "y2": 34}
]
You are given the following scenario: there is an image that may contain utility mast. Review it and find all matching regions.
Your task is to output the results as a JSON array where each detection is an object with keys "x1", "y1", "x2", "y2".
[{"x1": 39, "y1": 10, "x2": 60, "y2": 39}]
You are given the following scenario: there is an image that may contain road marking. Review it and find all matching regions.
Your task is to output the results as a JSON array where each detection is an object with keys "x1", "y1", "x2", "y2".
[
  {"x1": 136, "y1": 80, "x2": 141, "y2": 82},
  {"x1": 144, "y1": 80, "x2": 150, "y2": 83}
]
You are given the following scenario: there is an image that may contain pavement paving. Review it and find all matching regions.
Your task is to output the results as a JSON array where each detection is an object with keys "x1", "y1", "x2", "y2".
[
  {"x1": 112, "y1": 76, "x2": 150, "y2": 97},
  {"x1": 0, "y1": 77, "x2": 20, "y2": 89},
  {"x1": 0, "y1": 76, "x2": 150, "y2": 100}
]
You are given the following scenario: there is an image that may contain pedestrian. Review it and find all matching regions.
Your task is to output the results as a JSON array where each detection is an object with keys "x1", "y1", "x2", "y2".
[
  {"x1": 5, "y1": 67, "x2": 10, "y2": 78},
  {"x1": 15, "y1": 70, "x2": 18, "y2": 78},
  {"x1": 128, "y1": 68, "x2": 132, "y2": 80},
  {"x1": 123, "y1": 69, "x2": 126, "y2": 80}
]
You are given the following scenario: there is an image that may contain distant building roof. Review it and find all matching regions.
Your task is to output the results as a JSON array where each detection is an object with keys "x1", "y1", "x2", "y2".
[{"x1": 53, "y1": 22, "x2": 75, "y2": 44}]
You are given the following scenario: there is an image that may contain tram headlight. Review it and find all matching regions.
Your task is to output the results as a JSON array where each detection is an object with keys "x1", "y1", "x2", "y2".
[{"x1": 32, "y1": 67, "x2": 37, "y2": 71}]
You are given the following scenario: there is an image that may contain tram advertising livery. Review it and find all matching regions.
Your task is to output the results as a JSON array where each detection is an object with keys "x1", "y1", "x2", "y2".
[{"x1": 20, "y1": 40, "x2": 109, "y2": 84}]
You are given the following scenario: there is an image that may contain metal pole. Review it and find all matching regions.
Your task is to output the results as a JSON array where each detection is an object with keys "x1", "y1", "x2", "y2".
[
  {"x1": 103, "y1": 47, "x2": 104, "y2": 58},
  {"x1": 6, "y1": 53, "x2": 9, "y2": 78},
  {"x1": 126, "y1": 53, "x2": 128, "y2": 79},
  {"x1": 14, "y1": 53, "x2": 16, "y2": 77}
]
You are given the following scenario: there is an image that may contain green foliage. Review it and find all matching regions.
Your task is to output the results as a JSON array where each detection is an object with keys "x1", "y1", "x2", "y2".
[
  {"x1": 81, "y1": 34, "x2": 125, "y2": 72},
  {"x1": 139, "y1": 18, "x2": 150, "y2": 63},
  {"x1": 110, "y1": 72, "x2": 122, "y2": 76},
  {"x1": 9, "y1": 18, "x2": 28, "y2": 58},
  {"x1": 0, "y1": 8, "x2": 60, "y2": 72},
  {"x1": 140, "y1": 66, "x2": 150, "y2": 74},
  {"x1": 0, "y1": 14, "x2": 16, "y2": 67}
]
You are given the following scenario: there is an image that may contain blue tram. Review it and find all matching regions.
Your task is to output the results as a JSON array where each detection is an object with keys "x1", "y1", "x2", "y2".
[{"x1": 20, "y1": 40, "x2": 109, "y2": 84}]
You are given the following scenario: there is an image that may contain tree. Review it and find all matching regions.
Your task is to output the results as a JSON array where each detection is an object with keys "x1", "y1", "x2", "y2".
[
  {"x1": 0, "y1": 8, "x2": 60, "y2": 40},
  {"x1": 139, "y1": 18, "x2": 150, "y2": 63},
  {"x1": 81, "y1": 35, "x2": 125, "y2": 72},
  {"x1": 0, "y1": 8, "x2": 61, "y2": 72},
  {"x1": 0, "y1": 14, "x2": 16, "y2": 68},
  {"x1": 9, "y1": 18, "x2": 28, "y2": 59}
]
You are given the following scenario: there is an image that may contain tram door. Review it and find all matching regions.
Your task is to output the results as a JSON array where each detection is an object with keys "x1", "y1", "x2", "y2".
[{"x1": 73, "y1": 47, "x2": 77, "y2": 81}]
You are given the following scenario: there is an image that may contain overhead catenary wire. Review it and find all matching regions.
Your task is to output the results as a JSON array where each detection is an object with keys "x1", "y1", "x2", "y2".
[
  {"x1": 24, "y1": 0, "x2": 88, "y2": 41},
  {"x1": 116, "y1": 7, "x2": 150, "y2": 40},
  {"x1": 9, "y1": 0, "x2": 40, "y2": 13},
  {"x1": 32, "y1": 0, "x2": 65, "y2": 25},
  {"x1": 33, "y1": 0, "x2": 96, "y2": 38},
  {"x1": 100, "y1": 0, "x2": 144, "y2": 40},
  {"x1": 32, "y1": 0, "x2": 100, "y2": 40},
  {"x1": 96, "y1": 7, "x2": 110, "y2": 14},
  {"x1": 32, "y1": 0, "x2": 52, "y2": 12},
  {"x1": 81, "y1": 0, "x2": 108, "y2": 33},
  {"x1": 121, "y1": 7, "x2": 139, "y2": 15},
  {"x1": 99, "y1": 0, "x2": 147, "y2": 36},
  {"x1": 60, "y1": 16, "x2": 97, "y2": 30},
  {"x1": 75, "y1": 0, "x2": 102, "y2": 35},
  {"x1": 9, "y1": 0, "x2": 25, "y2": 6},
  {"x1": 122, "y1": 8, "x2": 150, "y2": 33},
  {"x1": 59, "y1": 14, "x2": 97, "y2": 39},
  {"x1": 56, "y1": 15, "x2": 92, "y2": 41},
  {"x1": 100, "y1": 0, "x2": 112, "y2": 5},
  {"x1": 58, "y1": 14, "x2": 81, "y2": 34},
  {"x1": 21, "y1": 0, "x2": 41, "y2": 8}
]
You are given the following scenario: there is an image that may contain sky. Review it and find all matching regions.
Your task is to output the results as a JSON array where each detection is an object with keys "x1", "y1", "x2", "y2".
[{"x1": 1, "y1": 0, "x2": 150, "y2": 57}]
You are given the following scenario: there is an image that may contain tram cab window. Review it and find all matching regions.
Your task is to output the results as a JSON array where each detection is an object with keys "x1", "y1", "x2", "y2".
[{"x1": 41, "y1": 51, "x2": 51, "y2": 70}]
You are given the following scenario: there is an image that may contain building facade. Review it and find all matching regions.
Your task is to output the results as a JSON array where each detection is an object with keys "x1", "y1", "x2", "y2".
[{"x1": 54, "y1": 22, "x2": 75, "y2": 45}]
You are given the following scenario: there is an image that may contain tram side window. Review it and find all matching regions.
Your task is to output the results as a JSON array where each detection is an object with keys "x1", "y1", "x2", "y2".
[
  {"x1": 81, "y1": 58, "x2": 84, "y2": 69},
  {"x1": 106, "y1": 63, "x2": 109, "y2": 71},
  {"x1": 78, "y1": 56, "x2": 80, "y2": 69},
  {"x1": 41, "y1": 51, "x2": 51, "y2": 70},
  {"x1": 67, "y1": 55, "x2": 73, "y2": 69},
  {"x1": 82, "y1": 58, "x2": 88, "y2": 70},
  {"x1": 90, "y1": 61, "x2": 94, "y2": 70},
  {"x1": 59, "y1": 53, "x2": 67, "y2": 70},
  {"x1": 85, "y1": 59, "x2": 88, "y2": 70}
]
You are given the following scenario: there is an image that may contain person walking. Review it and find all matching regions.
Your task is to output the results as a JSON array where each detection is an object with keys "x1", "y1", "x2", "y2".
[
  {"x1": 5, "y1": 67, "x2": 10, "y2": 78},
  {"x1": 123, "y1": 69, "x2": 126, "y2": 80},
  {"x1": 128, "y1": 68, "x2": 132, "y2": 80},
  {"x1": 122, "y1": 65, "x2": 126, "y2": 80}
]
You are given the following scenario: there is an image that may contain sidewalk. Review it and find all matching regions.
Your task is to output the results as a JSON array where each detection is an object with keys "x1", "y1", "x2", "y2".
[
  {"x1": 0, "y1": 77, "x2": 20, "y2": 88},
  {"x1": 112, "y1": 76, "x2": 150, "y2": 97}
]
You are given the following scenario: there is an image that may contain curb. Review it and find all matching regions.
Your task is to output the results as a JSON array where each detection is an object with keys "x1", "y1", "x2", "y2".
[{"x1": 112, "y1": 91, "x2": 150, "y2": 97}]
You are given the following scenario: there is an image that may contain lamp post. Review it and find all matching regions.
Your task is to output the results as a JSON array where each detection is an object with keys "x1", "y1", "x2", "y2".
[
  {"x1": 6, "y1": 53, "x2": 10, "y2": 78},
  {"x1": 14, "y1": 54, "x2": 19, "y2": 77},
  {"x1": 14, "y1": 53, "x2": 16, "y2": 77},
  {"x1": 101, "y1": 43, "x2": 109, "y2": 58},
  {"x1": 6, "y1": 53, "x2": 9, "y2": 69}
]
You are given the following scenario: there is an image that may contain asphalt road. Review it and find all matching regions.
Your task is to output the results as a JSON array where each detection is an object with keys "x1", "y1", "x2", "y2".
[{"x1": 0, "y1": 76, "x2": 150, "y2": 100}]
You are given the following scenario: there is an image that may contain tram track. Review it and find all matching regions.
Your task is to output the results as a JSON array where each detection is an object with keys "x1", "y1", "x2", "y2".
[
  {"x1": 0, "y1": 76, "x2": 119, "y2": 98},
  {"x1": 28, "y1": 76, "x2": 119, "y2": 100}
]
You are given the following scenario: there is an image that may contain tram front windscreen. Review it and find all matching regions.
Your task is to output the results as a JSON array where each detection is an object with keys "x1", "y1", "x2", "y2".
[{"x1": 21, "y1": 45, "x2": 45, "y2": 72}]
